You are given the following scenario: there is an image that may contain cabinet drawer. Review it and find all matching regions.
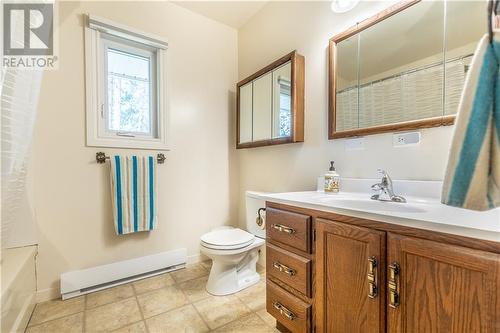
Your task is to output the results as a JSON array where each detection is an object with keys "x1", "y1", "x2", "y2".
[
  {"x1": 266, "y1": 207, "x2": 311, "y2": 253},
  {"x1": 266, "y1": 243, "x2": 311, "y2": 296},
  {"x1": 267, "y1": 281, "x2": 311, "y2": 333}
]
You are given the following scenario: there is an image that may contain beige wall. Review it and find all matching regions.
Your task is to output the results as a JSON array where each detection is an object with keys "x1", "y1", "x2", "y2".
[
  {"x1": 237, "y1": 1, "x2": 455, "y2": 222},
  {"x1": 31, "y1": 1, "x2": 238, "y2": 298}
]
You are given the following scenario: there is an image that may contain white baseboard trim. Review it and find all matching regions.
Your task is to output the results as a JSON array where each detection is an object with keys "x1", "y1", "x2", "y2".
[
  {"x1": 187, "y1": 253, "x2": 200, "y2": 265},
  {"x1": 187, "y1": 252, "x2": 210, "y2": 265},
  {"x1": 36, "y1": 287, "x2": 60, "y2": 302}
]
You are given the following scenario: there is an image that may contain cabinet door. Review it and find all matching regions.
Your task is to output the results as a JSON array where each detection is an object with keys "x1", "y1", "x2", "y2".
[
  {"x1": 387, "y1": 233, "x2": 500, "y2": 333},
  {"x1": 252, "y1": 72, "x2": 272, "y2": 141},
  {"x1": 238, "y1": 82, "x2": 253, "y2": 144},
  {"x1": 272, "y1": 61, "x2": 292, "y2": 139},
  {"x1": 315, "y1": 218, "x2": 386, "y2": 333}
]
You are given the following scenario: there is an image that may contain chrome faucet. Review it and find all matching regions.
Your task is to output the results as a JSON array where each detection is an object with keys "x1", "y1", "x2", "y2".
[{"x1": 371, "y1": 169, "x2": 406, "y2": 203}]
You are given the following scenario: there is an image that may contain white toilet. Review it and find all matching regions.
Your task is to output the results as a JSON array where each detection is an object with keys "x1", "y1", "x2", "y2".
[{"x1": 200, "y1": 191, "x2": 266, "y2": 296}]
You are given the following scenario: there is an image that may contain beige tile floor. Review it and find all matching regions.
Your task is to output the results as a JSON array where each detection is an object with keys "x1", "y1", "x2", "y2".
[{"x1": 26, "y1": 262, "x2": 277, "y2": 333}]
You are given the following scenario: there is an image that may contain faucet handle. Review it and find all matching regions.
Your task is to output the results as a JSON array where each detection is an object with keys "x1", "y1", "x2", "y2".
[
  {"x1": 371, "y1": 183, "x2": 382, "y2": 191},
  {"x1": 377, "y1": 169, "x2": 393, "y2": 188}
]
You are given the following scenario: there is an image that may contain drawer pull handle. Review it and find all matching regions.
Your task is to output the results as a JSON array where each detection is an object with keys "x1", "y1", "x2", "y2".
[
  {"x1": 272, "y1": 301, "x2": 296, "y2": 321},
  {"x1": 272, "y1": 224, "x2": 295, "y2": 234},
  {"x1": 388, "y1": 262, "x2": 400, "y2": 308},
  {"x1": 367, "y1": 256, "x2": 378, "y2": 299},
  {"x1": 273, "y1": 261, "x2": 296, "y2": 276}
]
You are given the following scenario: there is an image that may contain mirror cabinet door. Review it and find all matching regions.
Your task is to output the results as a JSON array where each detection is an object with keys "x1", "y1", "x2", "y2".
[
  {"x1": 445, "y1": 1, "x2": 487, "y2": 116},
  {"x1": 252, "y1": 72, "x2": 273, "y2": 141},
  {"x1": 272, "y1": 61, "x2": 292, "y2": 139},
  {"x1": 335, "y1": 35, "x2": 359, "y2": 132},
  {"x1": 239, "y1": 82, "x2": 253, "y2": 144},
  {"x1": 357, "y1": 1, "x2": 445, "y2": 128}
]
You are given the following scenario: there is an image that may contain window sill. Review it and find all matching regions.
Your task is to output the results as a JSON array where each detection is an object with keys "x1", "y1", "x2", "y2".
[{"x1": 87, "y1": 136, "x2": 170, "y2": 151}]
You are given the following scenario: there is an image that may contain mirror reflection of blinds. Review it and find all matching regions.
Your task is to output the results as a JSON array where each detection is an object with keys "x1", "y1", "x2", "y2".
[
  {"x1": 336, "y1": 53, "x2": 472, "y2": 131},
  {"x1": 278, "y1": 77, "x2": 291, "y2": 86},
  {"x1": 278, "y1": 77, "x2": 291, "y2": 95},
  {"x1": 337, "y1": 53, "x2": 473, "y2": 94}
]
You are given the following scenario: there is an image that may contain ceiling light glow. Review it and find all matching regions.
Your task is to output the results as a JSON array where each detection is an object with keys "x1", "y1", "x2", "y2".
[{"x1": 331, "y1": 0, "x2": 360, "y2": 13}]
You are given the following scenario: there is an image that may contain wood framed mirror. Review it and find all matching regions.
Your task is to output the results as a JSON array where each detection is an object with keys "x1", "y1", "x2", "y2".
[
  {"x1": 237, "y1": 51, "x2": 305, "y2": 149},
  {"x1": 328, "y1": 0, "x2": 486, "y2": 139}
]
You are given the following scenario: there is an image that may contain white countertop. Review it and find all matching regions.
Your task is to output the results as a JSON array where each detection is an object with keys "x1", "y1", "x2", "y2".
[{"x1": 260, "y1": 190, "x2": 500, "y2": 243}]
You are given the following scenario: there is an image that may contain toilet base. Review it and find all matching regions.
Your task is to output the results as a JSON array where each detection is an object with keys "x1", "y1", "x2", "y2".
[{"x1": 205, "y1": 247, "x2": 261, "y2": 296}]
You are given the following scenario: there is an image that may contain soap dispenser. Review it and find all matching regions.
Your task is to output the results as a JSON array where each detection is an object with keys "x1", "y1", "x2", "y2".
[{"x1": 324, "y1": 161, "x2": 340, "y2": 193}]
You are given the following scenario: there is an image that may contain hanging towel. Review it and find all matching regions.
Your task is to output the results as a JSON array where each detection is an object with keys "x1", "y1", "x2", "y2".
[
  {"x1": 442, "y1": 34, "x2": 500, "y2": 211},
  {"x1": 110, "y1": 155, "x2": 158, "y2": 235}
]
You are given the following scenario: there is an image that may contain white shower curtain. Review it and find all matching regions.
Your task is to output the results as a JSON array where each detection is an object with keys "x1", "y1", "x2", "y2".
[{"x1": 1, "y1": 65, "x2": 43, "y2": 248}]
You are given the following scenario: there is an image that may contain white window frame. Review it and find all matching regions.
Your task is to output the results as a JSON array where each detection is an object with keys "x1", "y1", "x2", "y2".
[{"x1": 84, "y1": 14, "x2": 170, "y2": 150}]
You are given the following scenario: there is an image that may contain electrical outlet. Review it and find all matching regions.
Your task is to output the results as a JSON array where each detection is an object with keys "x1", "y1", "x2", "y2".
[
  {"x1": 345, "y1": 137, "x2": 365, "y2": 151},
  {"x1": 393, "y1": 132, "x2": 420, "y2": 147}
]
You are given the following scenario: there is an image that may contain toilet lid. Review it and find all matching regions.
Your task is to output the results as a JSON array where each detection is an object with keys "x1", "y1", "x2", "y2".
[{"x1": 201, "y1": 228, "x2": 255, "y2": 249}]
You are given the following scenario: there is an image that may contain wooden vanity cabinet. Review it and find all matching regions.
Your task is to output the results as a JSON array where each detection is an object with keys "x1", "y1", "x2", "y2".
[
  {"x1": 265, "y1": 203, "x2": 500, "y2": 333},
  {"x1": 315, "y1": 219, "x2": 386, "y2": 333},
  {"x1": 387, "y1": 233, "x2": 500, "y2": 333}
]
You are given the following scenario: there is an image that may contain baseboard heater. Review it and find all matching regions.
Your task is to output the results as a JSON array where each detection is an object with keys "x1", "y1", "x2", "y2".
[{"x1": 60, "y1": 248, "x2": 187, "y2": 300}]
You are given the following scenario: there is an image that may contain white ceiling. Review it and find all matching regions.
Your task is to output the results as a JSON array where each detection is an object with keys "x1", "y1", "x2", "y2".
[{"x1": 173, "y1": 1, "x2": 269, "y2": 29}]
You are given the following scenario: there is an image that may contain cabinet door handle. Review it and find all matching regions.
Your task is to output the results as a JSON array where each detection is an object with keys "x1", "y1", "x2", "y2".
[
  {"x1": 272, "y1": 301, "x2": 296, "y2": 321},
  {"x1": 367, "y1": 256, "x2": 378, "y2": 298},
  {"x1": 273, "y1": 261, "x2": 296, "y2": 276},
  {"x1": 272, "y1": 224, "x2": 295, "y2": 234},
  {"x1": 388, "y1": 262, "x2": 400, "y2": 308}
]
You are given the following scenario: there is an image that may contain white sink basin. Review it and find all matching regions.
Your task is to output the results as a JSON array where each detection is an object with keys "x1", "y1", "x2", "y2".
[
  {"x1": 259, "y1": 182, "x2": 500, "y2": 237},
  {"x1": 318, "y1": 197, "x2": 427, "y2": 213}
]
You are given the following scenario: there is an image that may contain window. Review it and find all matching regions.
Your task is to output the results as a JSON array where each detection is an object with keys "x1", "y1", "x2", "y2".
[
  {"x1": 104, "y1": 38, "x2": 156, "y2": 137},
  {"x1": 278, "y1": 79, "x2": 291, "y2": 137},
  {"x1": 85, "y1": 15, "x2": 169, "y2": 150}
]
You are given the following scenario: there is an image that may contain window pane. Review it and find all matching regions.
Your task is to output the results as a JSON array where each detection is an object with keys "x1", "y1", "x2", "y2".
[
  {"x1": 107, "y1": 48, "x2": 151, "y2": 134},
  {"x1": 279, "y1": 84, "x2": 291, "y2": 137}
]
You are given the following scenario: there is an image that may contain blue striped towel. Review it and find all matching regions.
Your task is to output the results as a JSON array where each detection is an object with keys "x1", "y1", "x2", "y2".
[
  {"x1": 110, "y1": 155, "x2": 157, "y2": 235},
  {"x1": 442, "y1": 34, "x2": 500, "y2": 211}
]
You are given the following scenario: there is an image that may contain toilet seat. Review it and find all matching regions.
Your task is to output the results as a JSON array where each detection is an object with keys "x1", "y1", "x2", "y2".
[
  {"x1": 201, "y1": 237, "x2": 264, "y2": 256},
  {"x1": 200, "y1": 228, "x2": 255, "y2": 250}
]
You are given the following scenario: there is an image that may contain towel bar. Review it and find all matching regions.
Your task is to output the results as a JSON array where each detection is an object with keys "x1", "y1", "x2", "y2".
[{"x1": 96, "y1": 152, "x2": 166, "y2": 164}]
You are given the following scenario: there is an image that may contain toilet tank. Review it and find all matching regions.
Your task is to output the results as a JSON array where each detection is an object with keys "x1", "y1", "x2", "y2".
[{"x1": 245, "y1": 191, "x2": 267, "y2": 239}]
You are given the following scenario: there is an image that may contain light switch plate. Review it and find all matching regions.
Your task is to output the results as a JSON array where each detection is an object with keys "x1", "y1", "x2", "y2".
[
  {"x1": 393, "y1": 131, "x2": 421, "y2": 147},
  {"x1": 345, "y1": 137, "x2": 365, "y2": 151}
]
